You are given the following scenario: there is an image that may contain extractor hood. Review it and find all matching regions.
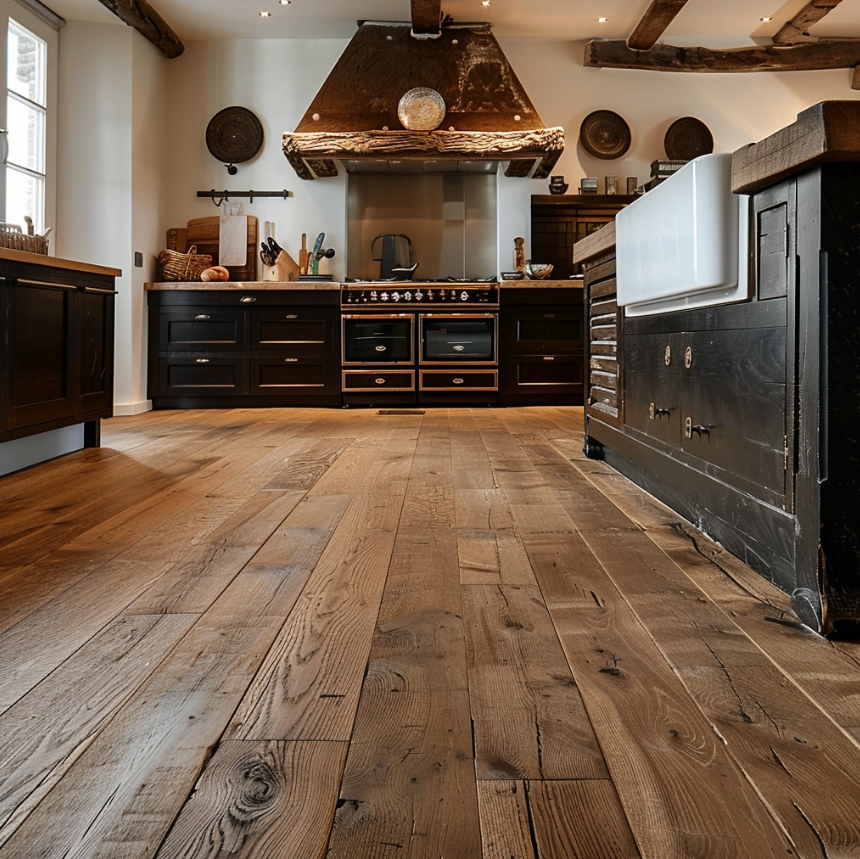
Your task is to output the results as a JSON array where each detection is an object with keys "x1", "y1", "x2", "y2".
[{"x1": 282, "y1": 21, "x2": 564, "y2": 180}]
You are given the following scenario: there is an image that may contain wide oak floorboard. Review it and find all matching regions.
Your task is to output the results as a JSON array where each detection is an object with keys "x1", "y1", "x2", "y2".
[{"x1": 1, "y1": 407, "x2": 860, "y2": 859}]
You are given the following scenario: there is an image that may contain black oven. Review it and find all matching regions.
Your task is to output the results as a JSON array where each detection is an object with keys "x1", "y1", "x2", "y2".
[
  {"x1": 419, "y1": 314, "x2": 497, "y2": 365},
  {"x1": 342, "y1": 314, "x2": 414, "y2": 365}
]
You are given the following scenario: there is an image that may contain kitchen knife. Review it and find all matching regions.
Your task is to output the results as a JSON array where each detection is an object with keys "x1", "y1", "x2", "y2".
[{"x1": 311, "y1": 232, "x2": 325, "y2": 275}]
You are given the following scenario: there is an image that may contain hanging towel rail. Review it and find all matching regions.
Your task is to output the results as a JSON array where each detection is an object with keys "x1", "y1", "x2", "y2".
[{"x1": 197, "y1": 189, "x2": 294, "y2": 207}]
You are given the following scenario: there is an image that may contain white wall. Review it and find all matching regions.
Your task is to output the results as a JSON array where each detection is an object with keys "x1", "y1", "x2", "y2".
[{"x1": 57, "y1": 21, "x2": 167, "y2": 413}]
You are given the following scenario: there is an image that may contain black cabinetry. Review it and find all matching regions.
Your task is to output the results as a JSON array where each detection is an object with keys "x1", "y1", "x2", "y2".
[
  {"x1": 147, "y1": 288, "x2": 341, "y2": 408},
  {"x1": 499, "y1": 287, "x2": 583, "y2": 405},
  {"x1": 1, "y1": 258, "x2": 116, "y2": 446}
]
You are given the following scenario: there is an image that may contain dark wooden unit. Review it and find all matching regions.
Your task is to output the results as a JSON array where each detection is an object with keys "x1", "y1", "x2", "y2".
[
  {"x1": 577, "y1": 106, "x2": 860, "y2": 634},
  {"x1": 531, "y1": 194, "x2": 634, "y2": 279},
  {"x1": 499, "y1": 287, "x2": 584, "y2": 405},
  {"x1": 1, "y1": 256, "x2": 117, "y2": 447},
  {"x1": 147, "y1": 288, "x2": 341, "y2": 408}
]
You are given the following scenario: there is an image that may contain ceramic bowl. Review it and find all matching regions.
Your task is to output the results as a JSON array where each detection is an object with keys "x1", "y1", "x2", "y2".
[
  {"x1": 524, "y1": 263, "x2": 554, "y2": 280},
  {"x1": 500, "y1": 271, "x2": 525, "y2": 280}
]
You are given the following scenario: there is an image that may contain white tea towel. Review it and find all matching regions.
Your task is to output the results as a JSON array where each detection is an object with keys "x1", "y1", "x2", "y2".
[{"x1": 219, "y1": 202, "x2": 248, "y2": 266}]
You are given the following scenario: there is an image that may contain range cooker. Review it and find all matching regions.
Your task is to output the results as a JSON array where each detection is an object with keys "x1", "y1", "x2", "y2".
[{"x1": 341, "y1": 281, "x2": 499, "y2": 405}]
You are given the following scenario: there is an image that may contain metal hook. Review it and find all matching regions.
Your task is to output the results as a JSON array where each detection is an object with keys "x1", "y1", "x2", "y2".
[{"x1": 211, "y1": 191, "x2": 225, "y2": 208}]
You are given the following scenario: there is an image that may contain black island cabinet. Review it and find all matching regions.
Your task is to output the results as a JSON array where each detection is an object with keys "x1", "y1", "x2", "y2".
[{"x1": 576, "y1": 101, "x2": 860, "y2": 636}]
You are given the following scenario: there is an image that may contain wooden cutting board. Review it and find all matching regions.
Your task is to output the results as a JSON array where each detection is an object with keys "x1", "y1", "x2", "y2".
[{"x1": 167, "y1": 216, "x2": 258, "y2": 281}]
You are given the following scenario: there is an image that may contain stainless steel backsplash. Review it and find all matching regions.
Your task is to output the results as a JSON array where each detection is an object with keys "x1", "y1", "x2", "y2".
[{"x1": 347, "y1": 173, "x2": 497, "y2": 280}]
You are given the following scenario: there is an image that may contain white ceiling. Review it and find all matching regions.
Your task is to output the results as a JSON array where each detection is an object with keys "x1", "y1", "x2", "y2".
[{"x1": 42, "y1": 0, "x2": 860, "y2": 45}]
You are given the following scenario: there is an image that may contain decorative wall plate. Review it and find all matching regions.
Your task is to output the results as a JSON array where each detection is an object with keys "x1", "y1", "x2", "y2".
[
  {"x1": 664, "y1": 117, "x2": 714, "y2": 161},
  {"x1": 206, "y1": 106, "x2": 264, "y2": 166},
  {"x1": 398, "y1": 88, "x2": 446, "y2": 131},
  {"x1": 579, "y1": 110, "x2": 631, "y2": 160}
]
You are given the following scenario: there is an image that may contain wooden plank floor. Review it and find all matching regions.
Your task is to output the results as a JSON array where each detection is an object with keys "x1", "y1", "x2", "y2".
[{"x1": 2, "y1": 407, "x2": 860, "y2": 858}]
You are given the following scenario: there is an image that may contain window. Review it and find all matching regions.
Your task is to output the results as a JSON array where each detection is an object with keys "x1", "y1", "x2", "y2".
[{"x1": 5, "y1": 19, "x2": 46, "y2": 234}]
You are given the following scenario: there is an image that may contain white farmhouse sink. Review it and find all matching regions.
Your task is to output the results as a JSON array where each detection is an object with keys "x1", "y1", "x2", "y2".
[{"x1": 616, "y1": 153, "x2": 750, "y2": 316}]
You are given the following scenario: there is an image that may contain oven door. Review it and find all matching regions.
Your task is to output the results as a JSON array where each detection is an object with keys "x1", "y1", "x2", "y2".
[
  {"x1": 419, "y1": 314, "x2": 497, "y2": 365},
  {"x1": 342, "y1": 314, "x2": 414, "y2": 365}
]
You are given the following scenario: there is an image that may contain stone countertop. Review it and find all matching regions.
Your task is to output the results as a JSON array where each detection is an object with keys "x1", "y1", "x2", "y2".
[{"x1": 0, "y1": 247, "x2": 121, "y2": 277}]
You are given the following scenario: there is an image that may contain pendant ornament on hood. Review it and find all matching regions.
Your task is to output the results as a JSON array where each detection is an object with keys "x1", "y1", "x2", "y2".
[{"x1": 398, "y1": 88, "x2": 446, "y2": 130}]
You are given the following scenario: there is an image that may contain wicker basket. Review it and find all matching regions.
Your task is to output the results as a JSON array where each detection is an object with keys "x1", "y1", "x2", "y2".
[
  {"x1": 157, "y1": 245, "x2": 213, "y2": 282},
  {"x1": 0, "y1": 222, "x2": 49, "y2": 255}
]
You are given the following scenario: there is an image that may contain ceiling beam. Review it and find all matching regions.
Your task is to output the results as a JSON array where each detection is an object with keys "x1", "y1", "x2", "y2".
[
  {"x1": 411, "y1": 0, "x2": 442, "y2": 36},
  {"x1": 585, "y1": 38, "x2": 860, "y2": 74},
  {"x1": 97, "y1": 0, "x2": 184, "y2": 58},
  {"x1": 627, "y1": 0, "x2": 692, "y2": 51},
  {"x1": 772, "y1": 0, "x2": 845, "y2": 45}
]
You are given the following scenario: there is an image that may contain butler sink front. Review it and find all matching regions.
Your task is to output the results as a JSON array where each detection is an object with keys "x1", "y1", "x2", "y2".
[{"x1": 616, "y1": 153, "x2": 750, "y2": 316}]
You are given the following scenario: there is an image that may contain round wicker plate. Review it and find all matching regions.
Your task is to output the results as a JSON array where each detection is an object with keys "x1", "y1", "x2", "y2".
[
  {"x1": 579, "y1": 110, "x2": 631, "y2": 160},
  {"x1": 206, "y1": 106, "x2": 264, "y2": 164},
  {"x1": 398, "y1": 88, "x2": 446, "y2": 131},
  {"x1": 664, "y1": 116, "x2": 714, "y2": 161}
]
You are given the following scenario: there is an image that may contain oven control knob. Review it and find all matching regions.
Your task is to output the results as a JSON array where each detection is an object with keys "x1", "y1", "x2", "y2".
[
  {"x1": 460, "y1": 291, "x2": 469, "y2": 301},
  {"x1": 414, "y1": 290, "x2": 423, "y2": 301},
  {"x1": 427, "y1": 290, "x2": 434, "y2": 301},
  {"x1": 391, "y1": 291, "x2": 400, "y2": 302},
  {"x1": 370, "y1": 291, "x2": 377, "y2": 301},
  {"x1": 381, "y1": 292, "x2": 389, "y2": 301},
  {"x1": 404, "y1": 291, "x2": 412, "y2": 301}
]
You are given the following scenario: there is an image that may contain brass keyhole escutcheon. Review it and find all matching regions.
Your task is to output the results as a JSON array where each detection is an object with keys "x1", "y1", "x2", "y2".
[
  {"x1": 650, "y1": 403, "x2": 656, "y2": 420},
  {"x1": 685, "y1": 346, "x2": 693, "y2": 369},
  {"x1": 664, "y1": 345, "x2": 671, "y2": 366},
  {"x1": 685, "y1": 416, "x2": 693, "y2": 439}
]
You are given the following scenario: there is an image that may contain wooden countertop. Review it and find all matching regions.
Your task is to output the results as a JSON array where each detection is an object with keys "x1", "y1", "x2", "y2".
[
  {"x1": 732, "y1": 101, "x2": 860, "y2": 195},
  {"x1": 573, "y1": 221, "x2": 616, "y2": 266},
  {"x1": 0, "y1": 247, "x2": 121, "y2": 277},
  {"x1": 500, "y1": 279, "x2": 583, "y2": 289},
  {"x1": 145, "y1": 281, "x2": 341, "y2": 291}
]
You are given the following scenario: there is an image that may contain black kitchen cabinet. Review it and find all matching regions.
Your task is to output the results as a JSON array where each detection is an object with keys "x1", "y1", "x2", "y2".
[
  {"x1": 499, "y1": 287, "x2": 583, "y2": 405},
  {"x1": 1, "y1": 257, "x2": 117, "y2": 446},
  {"x1": 147, "y1": 288, "x2": 341, "y2": 408}
]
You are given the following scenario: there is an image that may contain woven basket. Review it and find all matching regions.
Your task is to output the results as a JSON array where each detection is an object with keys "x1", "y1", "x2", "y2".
[
  {"x1": 157, "y1": 245, "x2": 213, "y2": 282},
  {"x1": 0, "y1": 222, "x2": 49, "y2": 255}
]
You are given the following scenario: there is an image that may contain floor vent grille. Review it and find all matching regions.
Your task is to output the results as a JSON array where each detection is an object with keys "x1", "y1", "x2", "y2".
[{"x1": 376, "y1": 409, "x2": 426, "y2": 416}]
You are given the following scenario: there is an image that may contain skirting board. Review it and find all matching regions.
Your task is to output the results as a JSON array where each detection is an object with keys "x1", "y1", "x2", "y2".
[{"x1": 113, "y1": 400, "x2": 153, "y2": 416}]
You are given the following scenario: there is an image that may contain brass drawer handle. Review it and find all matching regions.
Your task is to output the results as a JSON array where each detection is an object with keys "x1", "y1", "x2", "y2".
[
  {"x1": 685, "y1": 346, "x2": 693, "y2": 369},
  {"x1": 453, "y1": 377, "x2": 464, "y2": 385},
  {"x1": 544, "y1": 313, "x2": 556, "y2": 318},
  {"x1": 240, "y1": 296, "x2": 256, "y2": 303},
  {"x1": 194, "y1": 314, "x2": 210, "y2": 320},
  {"x1": 664, "y1": 345, "x2": 671, "y2": 366},
  {"x1": 543, "y1": 356, "x2": 555, "y2": 361},
  {"x1": 375, "y1": 345, "x2": 387, "y2": 352},
  {"x1": 285, "y1": 358, "x2": 298, "y2": 362},
  {"x1": 685, "y1": 417, "x2": 711, "y2": 438},
  {"x1": 285, "y1": 314, "x2": 298, "y2": 319},
  {"x1": 196, "y1": 358, "x2": 210, "y2": 363},
  {"x1": 375, "y1": 377, "x2": 386, "y2": 385}
]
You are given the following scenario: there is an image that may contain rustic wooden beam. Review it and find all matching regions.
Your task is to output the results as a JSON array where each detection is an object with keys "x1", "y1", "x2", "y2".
[
  {"x1": 585, "y1": 38, "x2": 860, "y2": 73},
  {"x1": 627, "y1": 0, "x2": 692, "y2": 51},
  {"x1": 97, "y1": 0, "x2": 184, "y2": 58},
  {"x1": 772, "y1": 0, "x2": 845, "y2": 45},
  {"x1": 411, "y1": 0, "x2": 442, "y2": 36}
]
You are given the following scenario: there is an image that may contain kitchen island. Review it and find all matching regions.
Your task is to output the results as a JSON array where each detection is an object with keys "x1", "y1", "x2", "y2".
[
  {"x1": 1, "y1": 249, "x2": 120, "y2": 475},
  {"x1": 576, "y1": 102, "x2": 860, "y2": 635}
]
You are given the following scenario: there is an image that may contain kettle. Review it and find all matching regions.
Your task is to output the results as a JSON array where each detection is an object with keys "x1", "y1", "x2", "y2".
[{"x1": 371, "y1": 233, "x2": 419, "y2": 280}]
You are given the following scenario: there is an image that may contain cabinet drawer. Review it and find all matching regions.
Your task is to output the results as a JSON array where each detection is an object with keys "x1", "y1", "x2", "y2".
[
  {"x1": 342, "y1": 370, "x2": 416, "y2": 392},
  {"x1": 501, "y1": 307, "x2": 583, "y2": 355},
  {"x1": 250, "y1": 356, "x2": 337, "y2": 395},
  {"x1": 158, "y1": 310, "x2": 244, "y2": 351},
  {"x1": 504, "y1": 355, "x2": 583, "y2": 392},
  {"x1": 158, "y1": 357, "x2": 245, "y2": 396},
  {"x1": 250, "y1": 309, "x2": 334, "y2": 351},
  {"x1": 419, "y1": 370, "x2": 498, "y2": 391}
]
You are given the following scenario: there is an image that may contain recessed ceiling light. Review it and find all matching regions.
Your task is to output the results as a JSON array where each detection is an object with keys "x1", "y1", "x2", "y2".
[
  {"x1": 761, "y1": 16, "x2": 772, "y2": 22},
  {"x1": 279, "y1": 0, "x2": 290, "y2": 4},
  {"x1": 598, "y1": 17, "x2": 608, "y2": 23},
  {"x1": 481, "y1": 1, "x2": 491, "y2": 6},
  {"x1": 259, "y1": 10, "x2": 270, "y2": 17}
]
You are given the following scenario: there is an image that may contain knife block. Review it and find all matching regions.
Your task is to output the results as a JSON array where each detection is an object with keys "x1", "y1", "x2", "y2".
[{"x1": 262, "y1": 251, "x2": 300, "y2": 282}]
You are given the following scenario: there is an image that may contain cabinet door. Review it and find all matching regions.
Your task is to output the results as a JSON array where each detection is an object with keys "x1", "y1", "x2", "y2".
[
  {"x1": 6, "y1": 279, "x2": 75, "y2": 429},
  {"x1": 502, "y1": 308, "x2": 583, "y2": 355},
  {"x1": 624, "y1": 333, "x2": 682, "y2": 447},
  {"x1": 249, "y1": 308, "x2": 334, "y2": 352},
  {"x1": 158, "y1": 309, "x2": 244, "y2": 352},
  {"x1": 77, "y1": 289, "x2": 115, "y2": 415},
  {"x1": 682, "y1": 328, "x2": 787, "y2": 496},
  {"x1": 249, "y1": 356, "x2": 338, "y2": 396}
]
